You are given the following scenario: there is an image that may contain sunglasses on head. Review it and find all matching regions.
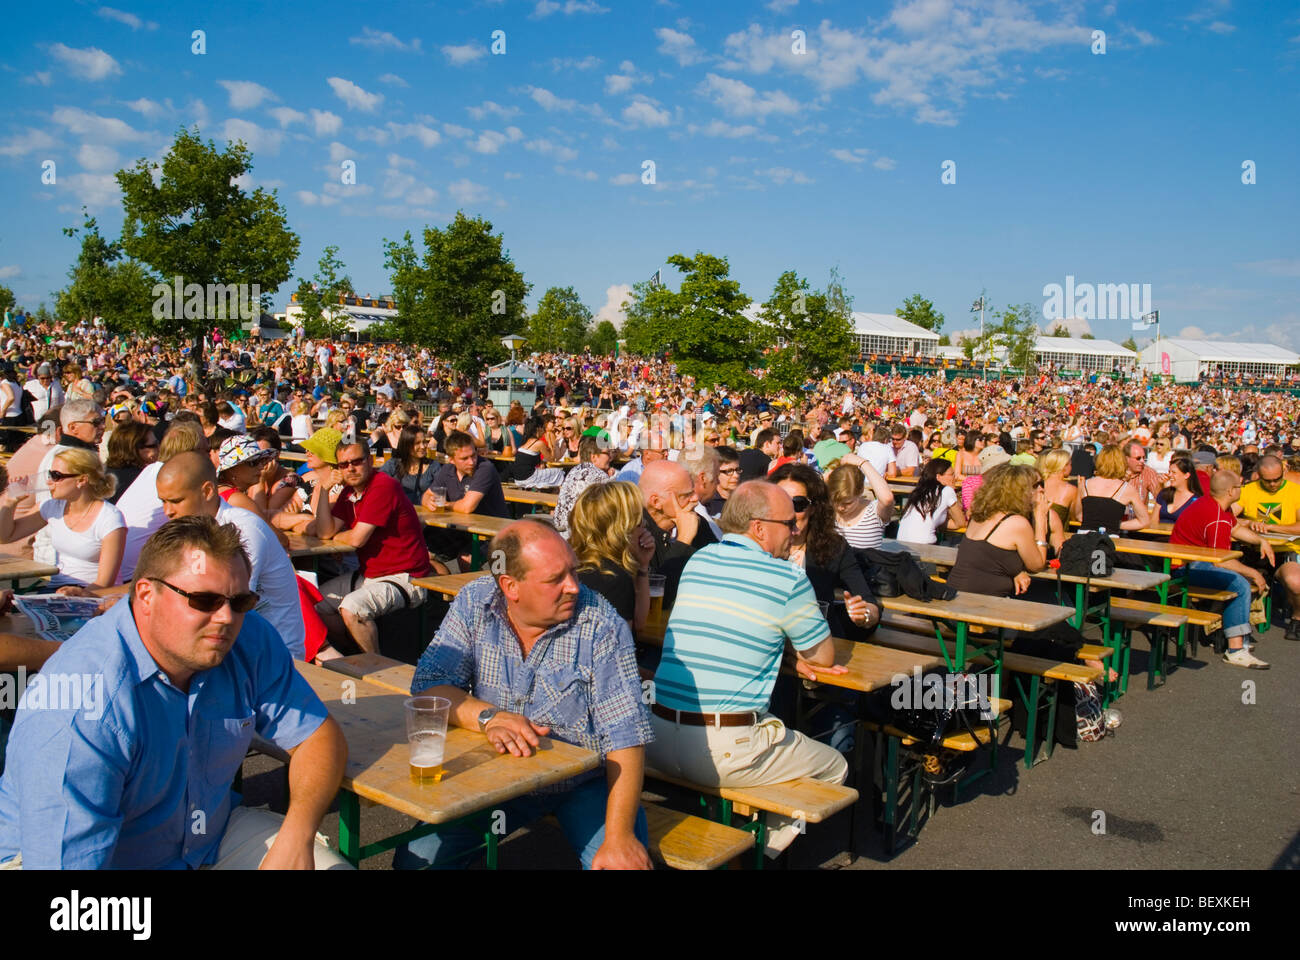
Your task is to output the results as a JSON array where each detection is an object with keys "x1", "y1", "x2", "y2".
[
  {"x1": 150, "y1": 577, "x2": 259, "y2": 614},
  {"x1": 337, "y1": 455, "x2": 368, "y2": 469}
]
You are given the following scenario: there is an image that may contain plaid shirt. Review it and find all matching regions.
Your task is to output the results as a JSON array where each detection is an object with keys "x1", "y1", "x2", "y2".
[{"x1": 412, "y1": 575, "x2": 652, "y2": 789}]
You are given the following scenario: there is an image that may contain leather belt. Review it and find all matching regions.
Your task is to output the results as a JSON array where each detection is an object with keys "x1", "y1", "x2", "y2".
[{"x1": 651, "y1": 702, "x2": 758, "y2": 727}]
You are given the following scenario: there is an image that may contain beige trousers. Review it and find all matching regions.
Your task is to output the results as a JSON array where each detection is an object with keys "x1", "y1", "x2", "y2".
[{"x1": 646, "y1": 711, "x2": 849, "y2": 856}]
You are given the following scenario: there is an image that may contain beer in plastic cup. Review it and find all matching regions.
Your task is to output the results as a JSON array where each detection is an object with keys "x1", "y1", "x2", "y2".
[
  {"x1": 406, "y1": 696, "x2": 451, "y2": 784},
  {"x1": 648, "y1": 573, "x2": 666, "y2": 619},
  {"x1": 430, "y1": 486, "x2": 447, "y2": 509}
]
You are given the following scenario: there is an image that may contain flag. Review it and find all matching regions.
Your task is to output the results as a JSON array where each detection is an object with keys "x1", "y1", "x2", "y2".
[{"x1": 650, "y1": 270, "x2": 661, "y2": 289}]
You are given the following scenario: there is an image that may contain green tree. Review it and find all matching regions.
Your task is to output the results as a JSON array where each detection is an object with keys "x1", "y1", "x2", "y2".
[
  {"x1": 0, "y1": 286, "x2": 14, "y2": 314},
  {"x1": 55, "y1": 210, "x2": 157, "y2": 332},
  {"x1": 33, "y1": 303, "x2": 54, "y2": 325},
  {"x1": 116, "y1": 127, "x2": 299, "y2": 378},
  {"x1": 383, "y1": 212, "x2": 530, "y2": 376},
  {"x1": 293, "y1": 245, "x2": 355, "y2": 340},
  {"x1": 991, "y1": 302, "x2": 1040, "y2": 373},
  {"x1": 896, "y1": 293, "x2": 945, "y2": 333},
  {"x1": 1122, "y1": 336, "x2": 1138, "y2": 352},
  {"x1": 586, "y1": 319, "x2": 619, "y2": 355},
  {"x1": 759, "y1": 270, "x2": 854, "y2": 392},
  {"x1": 937, "y1": 333, "x2": 951, "y2": 346},
  {"x1": 528, "y1": 286, "x2": 592, "y2": 353},
  {"x1": 1047, "y1": 323, "x2": 1071, "y2": 337},
  {"x1": 1080, "y1": 332, "x2": 1096, "y2": 339},
  {"x1": 622, "y1": 252, "x2": 757, "y2": 389}
]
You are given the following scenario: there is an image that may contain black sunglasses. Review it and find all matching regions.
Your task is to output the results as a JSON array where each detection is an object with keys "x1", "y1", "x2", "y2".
[
  {"x1": 47, "y1": 469, "x2": 81, "y2": 482},
  {"x1": 791, "y1": 495, "x2": 812, "y2": 512},
  {"x1": 337, "y1": 455, "x2": 369, "y2": 469},
  {"x1": 150, "y1": 577, "x2": 259, "y2": 614},
  {"x1": 754, "y1": 516, "x2": 798, "y2": 531}
]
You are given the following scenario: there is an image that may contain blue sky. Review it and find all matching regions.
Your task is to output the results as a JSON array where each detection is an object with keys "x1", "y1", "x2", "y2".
[{"x1": 2, "y1": 0, "x2": 1297, "y2": 347}]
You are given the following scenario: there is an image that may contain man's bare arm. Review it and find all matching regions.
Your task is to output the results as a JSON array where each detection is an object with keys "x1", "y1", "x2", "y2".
[
  {"x1": 0, "y1": 633, "x2": 62, "y2": 672},
  {"x1": 260, "y1": 715, "x2": 347, "y2": 869}
]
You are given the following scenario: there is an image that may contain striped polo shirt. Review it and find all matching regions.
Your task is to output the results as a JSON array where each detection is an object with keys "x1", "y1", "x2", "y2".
[{"x1": 652, "y1": 534, "x2": 828, "y2": 713}]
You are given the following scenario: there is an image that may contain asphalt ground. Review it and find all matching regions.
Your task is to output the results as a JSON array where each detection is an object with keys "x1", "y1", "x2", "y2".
[{"x1": 238, "y1": 611, "x2": 1300, "y2": 871}]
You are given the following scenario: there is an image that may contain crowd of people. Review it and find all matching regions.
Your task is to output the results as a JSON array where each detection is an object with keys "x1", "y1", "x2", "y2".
[{"x1": 0, "y1": 314, "x2": 1296, "y2": 870}]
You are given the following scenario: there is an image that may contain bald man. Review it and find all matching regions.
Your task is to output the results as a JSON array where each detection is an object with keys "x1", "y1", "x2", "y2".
[
  {"x1": 397, "y1": 518, "x2": 653, "y2": 870},
  {"x1": 156, "y1": 452, "x2": 306, "y2": 659},
  {"x1": 639, "y1": 459, "x2": 717, "y2": 608}
]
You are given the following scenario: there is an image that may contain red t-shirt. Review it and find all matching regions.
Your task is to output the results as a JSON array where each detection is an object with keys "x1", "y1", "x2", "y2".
[
  {"x1": 1170, "y1": 496, "x2": 1234, "y2": 551},
  {"x1": 332, "y1": 470, "x2": 431, "y2": 579}
]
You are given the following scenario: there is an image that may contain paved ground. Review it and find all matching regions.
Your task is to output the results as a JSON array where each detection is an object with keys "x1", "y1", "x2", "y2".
[{"x1": 239, "y1": 615, "x2": 1300, "y2": 870}]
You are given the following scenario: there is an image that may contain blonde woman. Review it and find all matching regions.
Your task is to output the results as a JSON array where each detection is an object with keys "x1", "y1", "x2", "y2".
[
  {"x1": 1075, "y1": 444, "x2": 1150, "y2": 532},
  {"x1": 568, "y1": 481, "x2": 655, "y2": 633},
  {"x1": 289, "y1": 399, "x2": 314, "y2": 441},
  {"x1": 827, "y1": 461, "x2": 894, "y2": 549},
  {"x1": 1039, "y1": 447, "x2": 1077, "y2": 553},
  {"x1": 0, "y1": 447, "x2": 125, "y2": 589}
]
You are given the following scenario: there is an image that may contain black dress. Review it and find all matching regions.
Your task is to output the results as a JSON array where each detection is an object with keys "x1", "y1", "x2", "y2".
[
  {"x1": 578, "y1": 562, "x2": 635, "y2": 623},
  {"x1": 1078, "y1": 478, "x2": 1127, "y2": 532}
]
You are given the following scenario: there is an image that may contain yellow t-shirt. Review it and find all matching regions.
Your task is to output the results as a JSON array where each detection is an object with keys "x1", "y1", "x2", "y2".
[{"x1": 1238, "y1": 479, "x2": 1300, "y2": 550}]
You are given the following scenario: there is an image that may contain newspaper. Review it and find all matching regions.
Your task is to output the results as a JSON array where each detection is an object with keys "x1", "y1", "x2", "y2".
[{"x1": 13, "y1": 594, "x2": 105, "y2": 644}]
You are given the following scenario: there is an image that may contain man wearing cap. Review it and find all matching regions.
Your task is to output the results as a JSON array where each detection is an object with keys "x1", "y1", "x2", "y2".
[
  {"x1": 308, "y1": 441, "x2": 431, "y2": 655},
  {"x1": 23, "y1": 363, "x2": 62, "y2": 420},
  {"x1": 749, "y1": 410, "x2": 776, "y2": 447}
]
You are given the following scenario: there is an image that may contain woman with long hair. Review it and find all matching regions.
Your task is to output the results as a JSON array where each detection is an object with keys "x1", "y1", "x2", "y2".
[
  {"x1": 103, "y1": 420, "x2": 158, "y2": 502},
  {"x1": 511, "y1": 418, "x2": 550, "y2": 482},
  {"x1": 370, "y1": 407, "x2": 411, "y2": 457},
  {"x1": 483, "y1": 407, "x2": 516, "y2": 455},
  {"x1": 826, "y1": 461, "x2": 894, "y2": 550},
  {"x1": 954, "y1": 429, "x2": 982, "y2": 484},
  {"x1": 1038, "y1": 447, "x2": 1077, "y2": 554},
  {"x1": 0, "y1": 447, "x2": 125, "y2": 589},
  {"x1": 1074, "y1": 444, "x2": 1151, "y2": 532},
  {"x1": 896, "y1": 457, "x2": 965, "y2": 545},
  {"x1": 946, "y1": 463, "x2": 1048, "y2": 599},
  {"x1": 568, "y1": 481, "x2": 655, "y2": 632},
  {"x1": 380, "y1": 423, "x2": 437, "y2": 504},
  {"x1": 1156, "y1": 454, "x2": 1204, "y2": 522},
  {"x1": 769, "y1": 462, "x2": 880, "y2": 640}
]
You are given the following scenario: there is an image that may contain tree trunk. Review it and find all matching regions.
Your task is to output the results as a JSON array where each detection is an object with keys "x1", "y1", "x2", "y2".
[{"x1": 188, "y1": 333, "x2": 207, "y2": 394}]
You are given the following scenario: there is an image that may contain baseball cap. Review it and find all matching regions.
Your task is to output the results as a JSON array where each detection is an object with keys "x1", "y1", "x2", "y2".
[{"x1": 217, "y1": 436, "x2": 277, "y2": 474}]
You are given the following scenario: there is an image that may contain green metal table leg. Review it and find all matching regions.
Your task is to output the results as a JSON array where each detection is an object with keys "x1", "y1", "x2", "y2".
[
  {"x1": 884, "y1": 734, "x2": 899, "y2": 855},
  {"x1": 337, "y1": 789, "x2": 361, "y2": 867},
  {"x1": 954, "y1": 621, "x2": 968, "y2": 670},
  {"x1": 1022, "y1": 675, "x2": 1039, "y2": 769},
  {"x1": 1043, "y1": 681, "x2": 1059, "y2": 762},
  {"x1": 1073, "y1": 582, "x2": 1086, "y2": 629},
  {"x1": 484, "y1": 828, "x2": 499, "y2": 869}
]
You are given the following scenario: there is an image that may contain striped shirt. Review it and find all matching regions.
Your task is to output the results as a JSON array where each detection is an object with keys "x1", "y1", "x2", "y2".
[
  {"x1": 836, "y1": 502, "x2": 884, "y2": 549},
  {"x1": 653, "y1": 534, "x2": 827, "y2": 713}
]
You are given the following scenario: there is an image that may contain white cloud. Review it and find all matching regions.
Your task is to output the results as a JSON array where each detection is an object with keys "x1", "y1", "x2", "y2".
[
  {"x1": 328, "y1": 141, "x2": 352, "y2": 162},
  {"x1": 555, "y1": 165, "x2": 599, "y2": 181},
  {"x1": 57, "y1": 172, "x2": 122, "y2": 211},
  {"x1": 442, "y1": 43, "x2": 487, "y2": 66},
  {"x1": 470, "y1": 129, "x2": 521, "y2": 154},
  {"x1": 622, "y1": 96, "x2": 671, "y2": 127},
  {"x1": 656, "y1": 27, "x2": 705, "y2": 66},
  {"x1": 698, "y1": 74, "x2": 799, "y2": 118},
  {"x1": 219, "y1": 80, "x2": 276, "y2": 110},
  {"x1": 327, "y1": 77, "x2": 384, "y2": 112},
  {"x1": 765, "y1": 0, "x2": 798, "y2": 10},
  {"x1": 350, "y1": 27, "x2": 422, "y2": 52},
  {"x1": 758, "y1": 166, "x2": 811, "y2": 184},
  {"x1": 123, "y1": 97, "x2": 165, "y2": 118},
  {"x1": 295, "y1": 189, "x2": 337, "y2": 208},
  {"x1": 382, "y1": 162, "x2": 438, "y2": 206},
  {"x1": 378, "y1": 73, "x2": 409, "y2": 87},
  {"x1": 388, "y1": 153, "x2": 415, "y2": 169},
  {"x1": 596, "y1": 284, "x2": 633, "y2": 327},
  {"x1": 467, "y1": 101, "x2": 520, "y2": 121},
  {"x1": 890, "y1": 0, "x2": 956, "y2": 33},
  {"x1": 77, "y1": 143, "x2": 120, "y2": 170},
  {"x1": 23, "y1": 71, "x2": 52, "y2": 87},
  {"x1": 51, "y1": 107, "x2": 146, "y2": 142},
  {"x1": 549, "y1": 56, "x2": 602, "y2": 70},
  {"x1": 525, "y1": 86, "x2": 578, "y2": 111},
  {"x1": 97, "y1": 6, "x2": 158, "y2": 30},
  {"x1": 355, "y1": 126, "x2": 391, "y2": 145},
  {"x1": 504, "y1": 171, "x2": 523, "y2": 180},
  {"x1": 532, "y1": 1, "x2": 609, "y2": 17},
  {"x1": 0, "y1": 266, "x2": 21, "y2": 280},
  {"x1": 448, "y1": 179, "x2": 490, "y2": 205},
  {"x1": 268, "y1": 106, "x2": 307, "y2": 128},
  {"x1": 526, "y1": 139, "x2": 578, "y2": 162},
  {"x1": 1206, "y1": 21, "x2": 1235, "y2": 34},
  {"x1": 48, "y1": 43, "x2": 122, "y2": 81},
  {"x1": 690, "y1": 119, "x2": 760, "y2": 138},
  {"x1": 605, "y1": 74, "x2": 636, "y2": 95},
  {"x1": 389, "y1": 122, "x2": 442, "y2": 148},
  {"x1": 609, "y1": 173, "x2": 640, "y2": 185},
  {"x1": 310, "y1": 109, "x2": 343, "y2": 136},
  {"x1": 873, "y1": 156, "x2": 896, "y2": 170},
  {"x1": 1239, "y1": 258, "x2": 1300, "y2": 278},
  {"x1": 443, "y1": 124, "x2": 473, "y2": 138},
  {"x1": 223, "y1": 118, "x2": 284, "y2": 156},
  {"x1": 830, "y1": 148, "x2": 867, "y2": 164}
]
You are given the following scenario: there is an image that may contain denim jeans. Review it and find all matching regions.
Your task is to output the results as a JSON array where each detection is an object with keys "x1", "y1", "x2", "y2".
[
  {"x1": 1186, "y1": 561, "x2": 1252, "y2": 640},
  {"x1": 392, "y1": 776, "x2": 649, "y2": 870}
]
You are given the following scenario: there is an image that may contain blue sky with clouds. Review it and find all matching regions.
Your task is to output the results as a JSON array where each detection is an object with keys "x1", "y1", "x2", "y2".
[{"x1": 2, "y1": 0, "x2": 1297, "y2": 347}]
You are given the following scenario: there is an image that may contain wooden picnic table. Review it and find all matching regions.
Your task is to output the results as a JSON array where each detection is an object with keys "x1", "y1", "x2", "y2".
[
  {"x1": 0, "y1": 557, "x2": 60, "y2": 589},
  {"x1": 417, "y1": 508, "x2": 514, "y2": 539},
  {"x1": 503, "y1": 488, "x2": 557, "y2": 509},
  {"x1": 297, "y1": 660, "x2": 599, "y2": 866},
  {"x1": 284, "y1": 533, "x2": 356, "y2": 560},
  {"x1": 412, "y1": 571, "x2": 484, "y2": 596}
]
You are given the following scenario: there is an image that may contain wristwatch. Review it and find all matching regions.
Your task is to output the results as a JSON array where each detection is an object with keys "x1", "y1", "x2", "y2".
[{"x1": 477, "y1": 707, "x2": 499, "y2": 731}]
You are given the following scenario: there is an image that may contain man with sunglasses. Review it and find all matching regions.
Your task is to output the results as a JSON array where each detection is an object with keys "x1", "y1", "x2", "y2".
[
  {"x1": 645, "y1": 480, "x2": 847, "y2": 859},
  {"x1": 22, "y1": 362, "x2": 62, "y2": 420},
  {"x1": 308, "y1": 442, "x2": 431, "y2": 655},
  {"x1": 1235, "y1": 454, "x2": 1300, "y2": 641},
  {"x1": 0, "y1": 515, "x2": 350, "y2": 869}
]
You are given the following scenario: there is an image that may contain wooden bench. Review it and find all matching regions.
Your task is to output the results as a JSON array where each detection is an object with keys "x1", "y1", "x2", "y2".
[
  {"x1": 1185, "y1": 587, "x2": 1237, "y2": 603},
  {"x1": 644, "y1": 767, "x2": 858, "y2": 868},
  {"x1": 1111, "y1": 597, "x2": 1222, "y2": 684},
  {"x1": 1107, "y1": 605, "x2": 1190, "y2": 695},
  {"x1": 869, "y1": 627, "x2": 1100, "y2": 769},
  {"x1": 643, "y1": 801, "x2": 753, "y2": 870},
  {"x1": 883, "y1": 611, "x2": 1113, "y2": 669}
]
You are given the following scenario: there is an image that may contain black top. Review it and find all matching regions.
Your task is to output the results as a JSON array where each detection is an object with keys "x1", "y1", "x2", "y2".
[
  {"x1": 946, "y1": 515, "x2": 1025, "y2": 598},
  {"x1": 1070, "y1": 446, "x2": 1096, "y2": 479},
  {"x1": 702, "y1": 492, "x2": 726, "y2": 519},
  {"x1": 737, "y1": 448, "x2": 771, "y2": 481},
  {"x1": 107, "y1": 465, "x2": 142, "y2": 504},
  {"x1": 578, "y1": 562, "x2": 635, "y2": 623},
  {"x1": 803, "y1": 540, "x2": 877, "y2": 641},
  {"x1": 430, "y1": 457, "x2": 510, "y2": 518},
  {"x1": 1078, "y1": 478, "x2": 1126, "y2": 532},
  {"x1": 644, "y1": 507, "x2": 717, "y2": 607},
  {"x1": 510, "y1": 447, "x2": 542, "y2": 482}
]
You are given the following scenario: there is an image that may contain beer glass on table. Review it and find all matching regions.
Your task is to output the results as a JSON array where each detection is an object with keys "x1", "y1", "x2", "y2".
[
  {"x1": 429, "y1": 485, "x2": 447, "y2": 509},
  {"x1": 405, "y1": 696, "x2": 451, "y2": 784},
  {"x1": 647, "y1": 573, "x2": 666, "y2": 620}
]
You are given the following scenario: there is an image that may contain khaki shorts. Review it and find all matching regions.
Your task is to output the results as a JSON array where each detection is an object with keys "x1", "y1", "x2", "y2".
[{"x1": 319, "y1": 571, "x2": 428, "y2": 621}]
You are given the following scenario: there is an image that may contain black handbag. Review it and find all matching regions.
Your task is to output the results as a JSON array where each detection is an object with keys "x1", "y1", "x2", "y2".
[
  {"x1": 1058, "y1": 532, "x2": 1116, "y2": 578},
  {"x1": 859, "y1": 548, "x2": 956, "y2": 602}
]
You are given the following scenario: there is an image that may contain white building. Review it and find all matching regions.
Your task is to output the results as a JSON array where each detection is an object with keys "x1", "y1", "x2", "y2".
[
  {"x1": 745, "y1": 306, "x2": 940, "y2": 358},
  {"x1": 278, "y1": 292, "x2": 399, "y2": 335},
  {"x1": 1138, "y1": 338, "x2": 1299, "y2": 382},
  {"x1": 1035, "y1": 336, "x2": 1136, "y2": 373}
]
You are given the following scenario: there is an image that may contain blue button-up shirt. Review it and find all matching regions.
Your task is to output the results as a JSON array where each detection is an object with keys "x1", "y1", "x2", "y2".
[
  {"x1": 0, "y1": 597, "x2": 328, "y2": 869},
  {"x1": 412, "y1": 576, "x2": 652, "y2": 789}
]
